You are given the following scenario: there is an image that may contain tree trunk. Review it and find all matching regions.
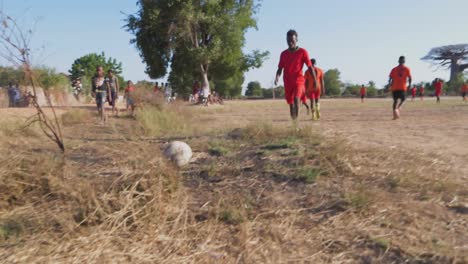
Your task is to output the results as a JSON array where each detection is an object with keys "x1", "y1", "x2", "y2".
[
  {"x1": 450, "y1": 59, "x2": 459, "y2": 82},
  {"x1": 200, "y1": 64, "x2": 209, "y2": 94}
]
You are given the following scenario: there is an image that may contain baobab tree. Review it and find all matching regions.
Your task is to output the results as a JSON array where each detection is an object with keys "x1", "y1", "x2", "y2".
[{"x1": 422, "y1": 44, "x2": 468, "y2": 82}]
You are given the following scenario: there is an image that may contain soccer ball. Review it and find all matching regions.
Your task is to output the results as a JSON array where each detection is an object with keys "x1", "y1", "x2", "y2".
[{"x1": 164, "y1": 141, "x2": 193, "y2": 167}]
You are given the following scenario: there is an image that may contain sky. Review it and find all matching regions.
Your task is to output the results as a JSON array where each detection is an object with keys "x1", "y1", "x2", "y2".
[{"x1": 3, "y1": 0, "x2": 468, "y2": 90}]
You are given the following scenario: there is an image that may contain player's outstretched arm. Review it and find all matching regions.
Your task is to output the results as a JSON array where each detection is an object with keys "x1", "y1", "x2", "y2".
[
  {"x1": 308, "y1": 66, "x2": 318, "y2": 88},
  {"x1": 275, "y1": 67, "x2": 283, "y2": 86}
]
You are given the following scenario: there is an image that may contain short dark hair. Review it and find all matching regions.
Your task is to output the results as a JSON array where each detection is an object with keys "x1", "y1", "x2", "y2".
[
  {"x1": 311, "y1": 58, "x2": 316, "y2": 65},
  {"x1": 399, "y1": 56, "x2": 405, "y2": 62},
  {"x1": 287, "y1": 29, "x2": 298, "y2": 38},
  {"x1": 108, "y1": 69, "x2": 113, "y2": 73}
]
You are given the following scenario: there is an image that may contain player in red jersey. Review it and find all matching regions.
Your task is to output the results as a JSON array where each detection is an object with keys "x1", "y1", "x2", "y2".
[
  {"x1": 410, "y1": 86, "x2": 417, "y2": 101},
  {"x1": 419, "y1": 85, "x2": 425, "y2": 101},
  {"x1": 275, "y1": 30, "x2": 317, "y2": 120},
  {"x1": 304, "y1": 58, "x2": 325, "y2": 120},
  {"x1": 461, "y1": 82, "x2": 468, "y2": 102},
  {"x1": 434, "y1": 78, "x2": 443, "y2": 104},
  {"x1": 360, "y1": 85, "x2": 367, "y2": 103}
]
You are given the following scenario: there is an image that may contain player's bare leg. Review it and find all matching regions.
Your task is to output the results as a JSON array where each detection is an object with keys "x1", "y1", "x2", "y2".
[
  {"x1": 302, "y1": 102, "x2": 310, "y2": 115},
  {"x1": 315, "y1": 99, "x2": 321, "y2": 120}
]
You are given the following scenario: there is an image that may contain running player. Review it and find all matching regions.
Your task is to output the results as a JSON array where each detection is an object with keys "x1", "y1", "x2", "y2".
[
  {"x1": 304, "y1": 58, "x2": 325, "y2": 120},
  {"x1": 434, "y1": 78, "x2": 443, "y2": 104},
  {"x1": 410, "y1": 86, "x2": 417, "y2": 101},
  {"x1": 419, "y1": 85, "x2": 425, "y2": 101},
  {"x1": 360, "y1": 84, "x2": 366, "y2": 103},
  {"x1": 388, "y1": 56, "x2": 412, "y2": 120},
  {"x1": 461, "y1": 81, "x2": 468, "y2": 102},
  {"x1": 275, "y1": 30, "x2": 317, "y2": 120}
]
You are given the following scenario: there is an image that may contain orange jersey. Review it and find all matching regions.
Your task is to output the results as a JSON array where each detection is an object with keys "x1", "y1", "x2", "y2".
[
  {"x1": 304, "y1": 67, "x2": 323, "y2": 93},
  {"x1": 360, "y1": 87, "x2": 366, "y2": 95},
  {"x1": 389, "y1": 65, "x2": 411, "y2": 91},
  {"x1": 462, "y1": 84, "x2": 468, "y2": 92}
]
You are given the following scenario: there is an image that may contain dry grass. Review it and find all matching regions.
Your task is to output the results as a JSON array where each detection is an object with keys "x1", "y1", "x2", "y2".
[{"x1": 0, "y1": 102, "x2": 466, "y2": 263}]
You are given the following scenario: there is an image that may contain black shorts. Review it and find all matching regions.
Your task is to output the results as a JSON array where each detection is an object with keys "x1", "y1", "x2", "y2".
[
  {"x1": 392, "y1": 90, "x2": 406, "y2": 101},
  {"x1": 462, "y1": 92, "x2": 466, "y2": 97},
  {"x1": 361, "y1": 95, "x2": 365, "y2": 99},
  {"x1": 110, "y1": 90, "x2": 118, "y2": 106}
]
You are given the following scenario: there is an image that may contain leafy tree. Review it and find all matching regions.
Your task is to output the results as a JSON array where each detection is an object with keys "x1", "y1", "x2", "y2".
[
  {"x1": 69, "y1": 52, "x2": 124, "y2": 93},
  {"x1": 245, "y1": 81, "x2": 262, "y2": 97},
  {"x1": 342, "y1": 83, "x2": 360, "y2": 96},
  {"x1": 135, "y1": 80, "x2": 154, "y2": 90},
  {"x1": 324, "y1": 69, "x2": 342, "y2": 96},
  {"x1": 0, "y1": 66, "x2": 25, "y2": 87},
  {"x1": 36, "y1": 68, "x2": 69, "y2": 92},
  {"x1": 367, "y1": 81, "x2": 377, "y2": 96},
  {"x1": 422, "y1": 44, "x2": 468, "y2": 82},
  {"x1": 125, "y1": 0, "x2": 269, "y2": 98}
]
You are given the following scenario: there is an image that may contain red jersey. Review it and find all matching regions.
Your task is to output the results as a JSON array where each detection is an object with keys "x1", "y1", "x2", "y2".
[
  {"x1": 305, "y1": 67, "x2": 323, "y2": 92},
  {"x1": 434, "y1": 81, "x2": 444, "y2": 93},
  {"x1": 153, "y1": 85, "x2": 159, "y2": 93},
  {"x1": 360, "y1": 87, "x2": 366, "y2": 96},
  {"x1": 419, "y1": 87, "x2": 425, "y2": 94},
  {"x1": 278, "y1": 48, "x2": 312, "y2": 90},
  {"x1": 411, "y1": 87, "x2": 417, "y2": 95},
  {"x1": 389, "y1": 65, "x2": 411, "y2": 91},
  {"x1": 462, "y1": 84, "x2": 468, "y2": 92},
  {"x1": 125, "y1": 86, "x2": 135, "y2": 93}
]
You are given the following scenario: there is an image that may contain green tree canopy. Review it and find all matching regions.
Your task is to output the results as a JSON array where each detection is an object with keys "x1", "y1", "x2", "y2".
[
  {"x1": 0, "y1": 66, "x2": 25, "y2": 87},
  {"x1": 245, "y1": 81, "x2": 262, "y2": 97},
  {"x1": 36, "y1": 67, "x2": 69, "y2": 92},
  {"x1": 125, "y1": 0, "x2": 269, "y2": 98},
  {"x1": 69, "y1": 53, "x2": 124, "y2": 93},
  {"x1": 324, "y1": 69, "x2": 342, "y2": 96}
]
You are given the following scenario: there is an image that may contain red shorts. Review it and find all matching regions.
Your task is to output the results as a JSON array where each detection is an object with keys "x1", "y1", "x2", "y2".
[
  {"x1": 285, "y1": 84, "x2": 305, "y2": 105},
  {"x1": 435, "y1": 90, "x2": 442, "y2": 96},
  {"x1": 307, "y1": 89, "x2": 321, "y2": 100}
]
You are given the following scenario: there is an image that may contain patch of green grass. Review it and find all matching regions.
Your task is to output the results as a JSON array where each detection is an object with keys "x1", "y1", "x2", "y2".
[
  {"x1": 208, "y1": 141, "x2": 231, "y2": 157},
  {"x1": 263, "y1": 137, "x2": 298, "y2": 150},
  {"x1": 372, "y1": 237, "x2": 390, "y2": 249},
  {"x1": 346, "y1": 191, "x2": 373, "y2": 210},
  {"x1": 219, "y1": 209, "x2": 244, "y2": 225},
  {"x1": 293, "y1": 167, "x2": 321, "y2": 183},
  {"x1": 0, "y1": 218, "x2": 24, "y2": 240}
]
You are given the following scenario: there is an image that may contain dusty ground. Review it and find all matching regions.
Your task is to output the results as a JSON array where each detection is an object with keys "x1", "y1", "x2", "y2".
[
  {"x1": 0, "y1": 97, "x2": 467, "y2": 263},
  {"x1": 203, "y1": 97, "x2": 468, "y2": 175}
]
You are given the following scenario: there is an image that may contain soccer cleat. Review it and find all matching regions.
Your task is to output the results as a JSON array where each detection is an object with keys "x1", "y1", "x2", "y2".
[
  {"x1": 311, "y1": 108, "x2": 317, "y2": 120},
  {"x1": 316, "y1": 103, "x2": 321, "y2": 120}
]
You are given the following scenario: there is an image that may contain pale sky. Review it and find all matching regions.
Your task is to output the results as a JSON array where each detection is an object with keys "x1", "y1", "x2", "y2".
[{"x1": 3, "y1": 0, "x2": 468, "y2": 89}]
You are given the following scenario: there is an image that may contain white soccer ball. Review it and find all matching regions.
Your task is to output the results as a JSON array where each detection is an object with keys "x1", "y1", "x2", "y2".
[{"x1": 163, "y1": 141, "x2": 193, "y2": 167}]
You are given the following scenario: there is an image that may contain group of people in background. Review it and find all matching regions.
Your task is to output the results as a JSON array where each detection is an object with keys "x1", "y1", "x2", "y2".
[
  {"x1": 189, "y1": 80, "x2": 223, "y2": 106},
  {"x1": 153, "y1": 82, "x2": 177, "y2": 103},
  {"x1": 91, "y1": 66, "x2": 135, "y2": 123},
  {"x1": 275, "y1": 29, "x2": 468, "y2": 122},
  {"x1": 4, "y1": 82, "x2": 34, "y2": 107}
]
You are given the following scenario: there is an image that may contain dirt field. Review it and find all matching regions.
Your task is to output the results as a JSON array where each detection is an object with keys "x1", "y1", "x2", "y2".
[
  {"x1": 0, "y1": 97, "x2": 467, "y2": 263},
  {"x1": 204, "y1": 97, "x2": 468, "y2": 174}
]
